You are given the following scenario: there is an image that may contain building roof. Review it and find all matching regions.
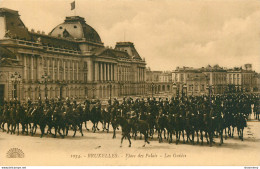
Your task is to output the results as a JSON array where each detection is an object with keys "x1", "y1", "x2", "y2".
[
  {"x1": 115, "y1": 42, "x2": 142, "y2": 60},
  {"x1": 50, "y1": 16, "x2": 102, "y2": 44},
  {"x1": 30, "y1": 32, "x2": 80, "y2": 50}
]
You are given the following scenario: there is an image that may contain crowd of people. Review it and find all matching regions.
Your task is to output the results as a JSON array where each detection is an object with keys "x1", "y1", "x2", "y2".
[{"x1": 0, "y1": 93, "x2": 259, "y2": 147}]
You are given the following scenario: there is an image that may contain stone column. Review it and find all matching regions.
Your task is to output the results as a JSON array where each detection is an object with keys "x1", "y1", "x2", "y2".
[
  {"x1": 100, "y1": 62, "x2": 103, "y2": 81},
  {"x1": 24, "y1": 55, "x2": 27, "y2": 80},
  {"x1": 52, "y1": 59, "x2": 55, "y2": 80},
  {"x1": 114, "y1": 64, "x2": 117, "y2": 81},
  {"x1": 107, "y1": 63, "x2": 110, "y2": 81},
  {"x1": 58, "y1": 59, "x2": 60, "y2": 81},
  {"x1": 142, "y1": 68, "x2": 144, "y2": 81},
  {"x1": 95, "y1": 62, "x2": 98, "y2": 81},
  {"x1": 31, "y1": 55, "x2": 34, "y2": 81},
  {"x1": 72, "y1": 61, "x2": 75, "y2": 80},
  {"x1": 104, "y1": 63, "x2": 107, "y2": 81},
  {"x1": 98, "y1": 62, "x2": 100, "y2": 81},
  {"x1": 109, "y1": 63, "x2": 111, "y2": 81},
  {"x1": 112, "y1": 64, "x2": 114, "y2": 81},
  {"x1": 77, "y1": 62, "x2": 79, "y2": 81},
  {"x1": 47, "y1": 58, "x2": 50, "y2": 76},
  {"x1": 63, "y1": 60, "x2": 66, "y2": 80}
]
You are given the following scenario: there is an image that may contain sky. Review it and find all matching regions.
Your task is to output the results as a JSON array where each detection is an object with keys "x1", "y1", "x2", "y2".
[{"x1": 0, "y1": 0, "x2": 260, "y2": 72}]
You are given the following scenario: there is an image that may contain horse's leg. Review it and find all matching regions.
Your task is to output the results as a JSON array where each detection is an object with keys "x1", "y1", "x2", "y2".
[
  {"x1": 127, "y1": 134, "x2": 132, "y2": 147},
  {"x1": 96, "y1": 122, "x2": 100, "y2": 131},
  {"x1": 107, "y1": 122, "x2": 109, "y2": 133},
  {"x1": 237, "y1": 127, "x2": 240, "y2": 139},
  {"x1": 61, "y1": 125, "x2": 64, "y2": 138},
  {"x1": 2, "y1": 122, "x2": 5, "y2": 132},
  {"x1": 231, "y1": 126, "x2": 234, "y2": 138},
  {"x1": 85, "y1": 121, "x2": 89, "y2": 131},
  {"x1": 120, "y1": 135, "x2": 125, "y2": 147},
  {"x1": 192, "y1": 130, "x2": 195, "y2": 145},
  {"x1": 205, "y1": 131, "x2": 209, "y2": 144},
  {"x1": 225, "y1": 128, "x2": 227, "y2": 140},
  {"x1": 186, "y1": 130, "x2": 189, "y2": 143},
  {"x1": 176, "y1": 130, "x2": 179, "y2": 144},
  {"x1": 113, "y1": 127, "x2": 116, "y2": 139},
  {"x1": 196, "y1": 131, "x2": 199, "y2": 144},
  {"x1": 143, "y1": 132, "x2": 147, "y2": 147},
  {"x1": 92, "y1": 123, "x2": 96, "y2": 133},
  {"x1": 65, "y1": 125, "x2": 69, "y2": 136},
  {"x1": 40, "y1": 125, "x2": 45, "y2": 138},
  {"x1": 182, "y1": 130, "x2": 185, "y2": 144},
  {"x1": 228, "y1": 126, "x2": 231, "y2": 137},
  {"x1": 220, "y1": 130, "x2": 223, "y2": 145},
  {"x1": 34, "y1": 124, "x2": 37, "y2": 135},
  {"x1": 102, "y1": 121, "x2": 105, "y2": 131},
  {"x1": 17, "y1": 122, "x2": 20, "y2": 135},
  {"x1": 169, "y1": 131, "x2": 172, "y2": 143},
  {"x1": 80, "y1": 123, "x2": 84, "y2": 136},
  {"x1": 30, "y1": 124, "x2": 34, "y2": 136},
  {"x1": 200, "y1": 130, "x2": 204, "y2": 145},
  {"x1": 54, "y1": 126, "x2": 57, "y2": 138},
  {"x1": 241, "y1": 128, "x2": 244, "y2": 141},
  {"x1": 158, "y1": 129, "x2": 162, "y2": 143},
  {"x1": 73, "y1": 124, "x2": 77, "y2": 137}
]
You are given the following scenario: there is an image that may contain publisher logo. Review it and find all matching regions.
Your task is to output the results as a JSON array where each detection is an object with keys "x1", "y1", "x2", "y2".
[{"x1": 6, "y1": 148, "x2": 25, "y2": 158}]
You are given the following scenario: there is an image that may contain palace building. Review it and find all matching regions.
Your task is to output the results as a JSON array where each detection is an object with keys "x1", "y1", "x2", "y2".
[
  {"x1": 0, "y1": 8, "x2": 146, "y2": 103},
  {"x1": 172, "y1": 64, "x2": 258, "y2": 96}
]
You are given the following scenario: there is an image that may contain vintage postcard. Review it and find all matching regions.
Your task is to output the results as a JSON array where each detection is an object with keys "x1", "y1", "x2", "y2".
[{"x1": 0, "y1": 0, "x2": 259, "y2": 166}]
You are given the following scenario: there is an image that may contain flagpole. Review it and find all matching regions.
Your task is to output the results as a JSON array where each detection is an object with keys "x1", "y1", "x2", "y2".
[{"x1": 74, "y1": 0, "x2": 76, "y2": 16}]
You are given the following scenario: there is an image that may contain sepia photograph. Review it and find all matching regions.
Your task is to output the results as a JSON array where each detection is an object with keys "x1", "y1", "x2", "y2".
[{"x1": 0, "y1": 0, "x2": 259, "y2": 167}]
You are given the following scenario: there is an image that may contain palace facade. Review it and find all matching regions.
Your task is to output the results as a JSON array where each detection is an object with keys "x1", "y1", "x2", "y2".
[
  {"x1": 172, "y1": 64, "x2": 258, "y2": 96},
  {"x1": 0, "y1": 8, "x2": 146, "y2": 103}
]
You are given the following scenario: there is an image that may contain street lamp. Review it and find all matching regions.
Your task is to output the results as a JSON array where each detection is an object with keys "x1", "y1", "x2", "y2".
[
  {"x1": 91, "y1": 84, "x2": 96, "y2": 99},
  {"x1": 41, "y1": 72, "x2": 49, "y2": 99},
  {"x1": 108, "y1": 81, "x2": 112, "y2": 103},
  {"x1": 10, "y1": 72, "x2": 22, "y2": 100},
  {"x1": 206, "y1": 84, "x2": 212, "y2": 97},
  {"x1": 151, "y1": 82, "x2": 155, "y2": 98},
  {"x1": 182, "y1": 83, "x2": 187, "y2": 97},
  {"x1": 172, "y1": 82, "x2": 177, "y2": 97}
]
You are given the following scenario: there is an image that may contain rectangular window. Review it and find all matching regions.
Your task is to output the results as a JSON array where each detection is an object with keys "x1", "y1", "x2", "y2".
[
  {"x1": 201, "y1": 84, "x2": 205, "y2": 91},
  {"x1": 84, "y1": 62, "x2": 88, "y2": 69},
  {"x1": 195, "y1": 85, "x2": 198, "y2": 91},
  {"x1": 189, "y1": 85, "x2": 192, "y2": 91},
  {"x1": 180, "y1": 74, "x2": 184, "y2": 82},
  {"x1": 84, "y1": 73, "x2": 87, "y2": 82}
]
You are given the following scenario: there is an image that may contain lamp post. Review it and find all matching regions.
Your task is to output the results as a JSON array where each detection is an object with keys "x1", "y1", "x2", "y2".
[
  {"x1": 182, "y1": 83, "x2": 187, "y2": 97},
  {"x1": 91, "y1": 84, "x2": 96, "y2": 99},
  {"x1": 10, "y1": 72, "x2": 22, "y2": 100},
  {"x1": 108, "y1": 81, "x2": 112, "y2": 103},
  {"x1": 172, "y1": 82, "x2": 177, "y2": 97},
  {"x1": 41, "y1": 72, "x2": 49, "y2": 99},
  {"x1": 151, "y1": 82, "x2": 155, "y2": 98}
]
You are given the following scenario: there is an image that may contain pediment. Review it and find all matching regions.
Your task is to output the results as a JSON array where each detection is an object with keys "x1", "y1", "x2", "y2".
[{"x1": 96, "y1": 49, "x2": 117, "y2": 58}]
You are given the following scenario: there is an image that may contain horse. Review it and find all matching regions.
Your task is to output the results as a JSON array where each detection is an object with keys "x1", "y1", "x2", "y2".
[
  {"x1": 157, "y1": 113, "x2": 168, "y2": 143},
  {"x1": 101, "y1": 108, "x2": 111, "y2": 133},
  {"x1": 174, "y1": 113, "x2": 186, "y2": 144},
  {"x1": 65, "y1": 105, "x2": 83, "y2": 137},
  {"x1": 117, "y1": 116, "x2": 132, "y2": 147},
  {"x1": 90, "y1": 104, "x2": 102, "y2": 133}
]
